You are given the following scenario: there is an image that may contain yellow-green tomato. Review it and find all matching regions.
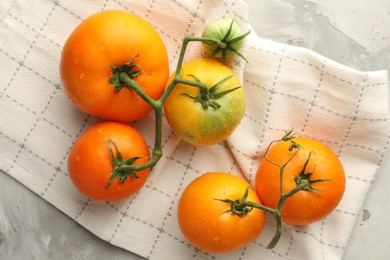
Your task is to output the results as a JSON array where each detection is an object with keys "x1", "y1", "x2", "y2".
[{"x1": 163, "y1": 58, "x2": 246, "y2": 146}]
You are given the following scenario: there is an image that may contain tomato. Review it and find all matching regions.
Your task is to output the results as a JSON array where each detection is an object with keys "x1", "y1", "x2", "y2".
[
  {"x1": 68, "y1": 121, "x2": 150, "y2": 201},
  {"x1": 60, "y1": 10, "x2": 169, "y2": 122},
  {"x1": 163, "y1": 58, "x2": 246, "y2": 146},
  {"x1": 201, "y1": 19, "x2": 249, "y2": 63},
  {"x1": 177, "y1": 172, "x2": 265, "y2": 253},
  {"x1": 255, "y1": 136, "x2": 346, "y2": 225}
]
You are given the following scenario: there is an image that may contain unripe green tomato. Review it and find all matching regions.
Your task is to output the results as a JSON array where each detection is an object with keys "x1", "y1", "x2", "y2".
[{"x1": 201, "y1": 19, "x2": 245, "y2": 58}]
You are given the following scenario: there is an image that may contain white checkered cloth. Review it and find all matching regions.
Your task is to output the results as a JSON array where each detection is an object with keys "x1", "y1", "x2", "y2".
[{"x1": 1, "y1": 0, "x2": 389, "y2": 259}]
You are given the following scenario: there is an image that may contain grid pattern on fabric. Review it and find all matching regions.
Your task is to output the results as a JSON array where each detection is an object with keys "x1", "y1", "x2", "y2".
[{"x1": 0, "y1": 1, "x2": 389, "y2": 260}]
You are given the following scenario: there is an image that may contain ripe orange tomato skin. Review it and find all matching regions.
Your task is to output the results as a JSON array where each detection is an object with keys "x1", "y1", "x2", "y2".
[
  {"x1": 163, "y1": 58, "x2": 246, "y2": 146},
  {"x1": 68, "y1": 122, "x2": 150, "y2": 201},
  {"x1": 177, "y1": 172, "x2": 265, "y2": 253},
  {"x1": 255, "y1": 137, "x2": 346, "y2": 225},
  {"x1": 60, "y1": 10, "x2": 169, "y2": 122}
]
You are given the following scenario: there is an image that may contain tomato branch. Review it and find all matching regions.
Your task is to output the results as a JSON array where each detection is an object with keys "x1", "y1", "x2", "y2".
[
  {"x1": 112, "y1": 73, "x2": 162, "y2": 172},
  {"x1": 118, "y1": 73, "x2": 158, "y2": 109},
  {"x1": 111, "y1": 43, "x2": 306, "y2": 251},
  {"x1": 216, "y1": 130, "x2": 331, "y2": 249},
  {"x1": 159, "y1": 35, "x2": 209, "y2": 103},
  {"x1": 107, "y1": 34, "x2": 238, "y2": 175}
]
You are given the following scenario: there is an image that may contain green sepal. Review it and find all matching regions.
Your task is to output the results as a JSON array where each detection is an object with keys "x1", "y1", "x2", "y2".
[
  {"x1": 217, "y1": 187, "x2": 254, "y2": 216},
  {"x1": 182, "y1": 74, "x2": 241, "y2": 110},
  {"x1": 106, "y1": 140, "x2": 141, "y2": 190},
  {"x1": 294, "y1": 151, "x2": 330, "y2": 191},
  {"x1": 109, "y1": 55, "x2": 143, "y2": 92}
]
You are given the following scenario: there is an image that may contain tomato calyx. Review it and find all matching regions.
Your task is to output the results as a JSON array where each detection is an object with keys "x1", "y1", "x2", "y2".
[
  {"x1": 294, "y1": 151, "x2": 330, "y2": 191},
  {"x1": 217, "y1": 186, "x2": 284, "y2": 249},
  {"x1": 217, "y1": 187, "x2": 254, "y2": 216},
  {"x1": 182, "y1": 74, "x2": 241, "y2": 110},
  {"x1": 109, "y1": 56, "x2": 144, "y2": 92},
  {"x1": 106, "y1": 140, "x2": 141, "y2": 190}
]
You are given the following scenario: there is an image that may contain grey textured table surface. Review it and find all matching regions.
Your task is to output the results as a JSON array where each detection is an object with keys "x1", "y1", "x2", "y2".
[{"x1": 1, "y1": 0, "x2": 389, "y2": 259}]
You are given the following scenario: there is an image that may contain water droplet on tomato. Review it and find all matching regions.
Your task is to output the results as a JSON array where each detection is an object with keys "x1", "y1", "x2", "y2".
[
  {"x1": 74, "y1": 58, "x2": 79, "y2": 64},
  {"x1": 75, "y1": 156, "x2": 80, "y2": 161},
  {"x1": 98, "y1": 45, "x2": 106, "y2": 51},
  {"x1": 213, "y1": 236, "x2": 220, "y2": 241},
  {"x1": 79, "y1": 74, "x2": 85, "y2": 80},
  {"x1": 97, "y1": 128, "x2": 103, "y2": 135}
]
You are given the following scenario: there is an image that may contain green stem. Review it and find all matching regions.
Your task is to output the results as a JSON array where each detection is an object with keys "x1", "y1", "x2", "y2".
[
  {"x1": 278, "y1": 148, "x2": 300, "y2": 195},
  {"x1": 175, "y1": 77, "x2": 206, "y2": 90},
  {"x1": 119, "y1": 73, "x2": 158, "y2": 109},
  {"x1": 117, "y1": 73, "x2": 162, "y2": 171},
  {"x1": 267, "y1": 210, "x2": 283, "y2": 249},
  {"x1": 266, "y1": 182, "x2": 307, "y2": 248},
  {"x1": 160, "y1": 35, "x2": 232, "y2": 103},
  {"x1": 159, "y1": 35, "x2": 209, "y2": 104},
  {"x1": 111, "y1": 35, "x2": 220, "y2": 174},
  {"x1": 245, "y1": 201, "x2": 276, "y2": 215},
  {"x1": 121, "y1": 105, "x2": 163, "y2": 172}
]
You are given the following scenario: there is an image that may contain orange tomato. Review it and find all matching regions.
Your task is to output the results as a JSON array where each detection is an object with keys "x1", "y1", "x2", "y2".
[
  {"x1": 255, "y1": 136, "x2": 346, "y2": 225},
  {"x1": 68, "y1": 121, "x2": 150, "y2": 201},
  {"x1": 60, "y1": 10, "x2": 169, "y2": 122},
  {"x1": 177, "y1": 172, "x2": 265, "y2": 253}
]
